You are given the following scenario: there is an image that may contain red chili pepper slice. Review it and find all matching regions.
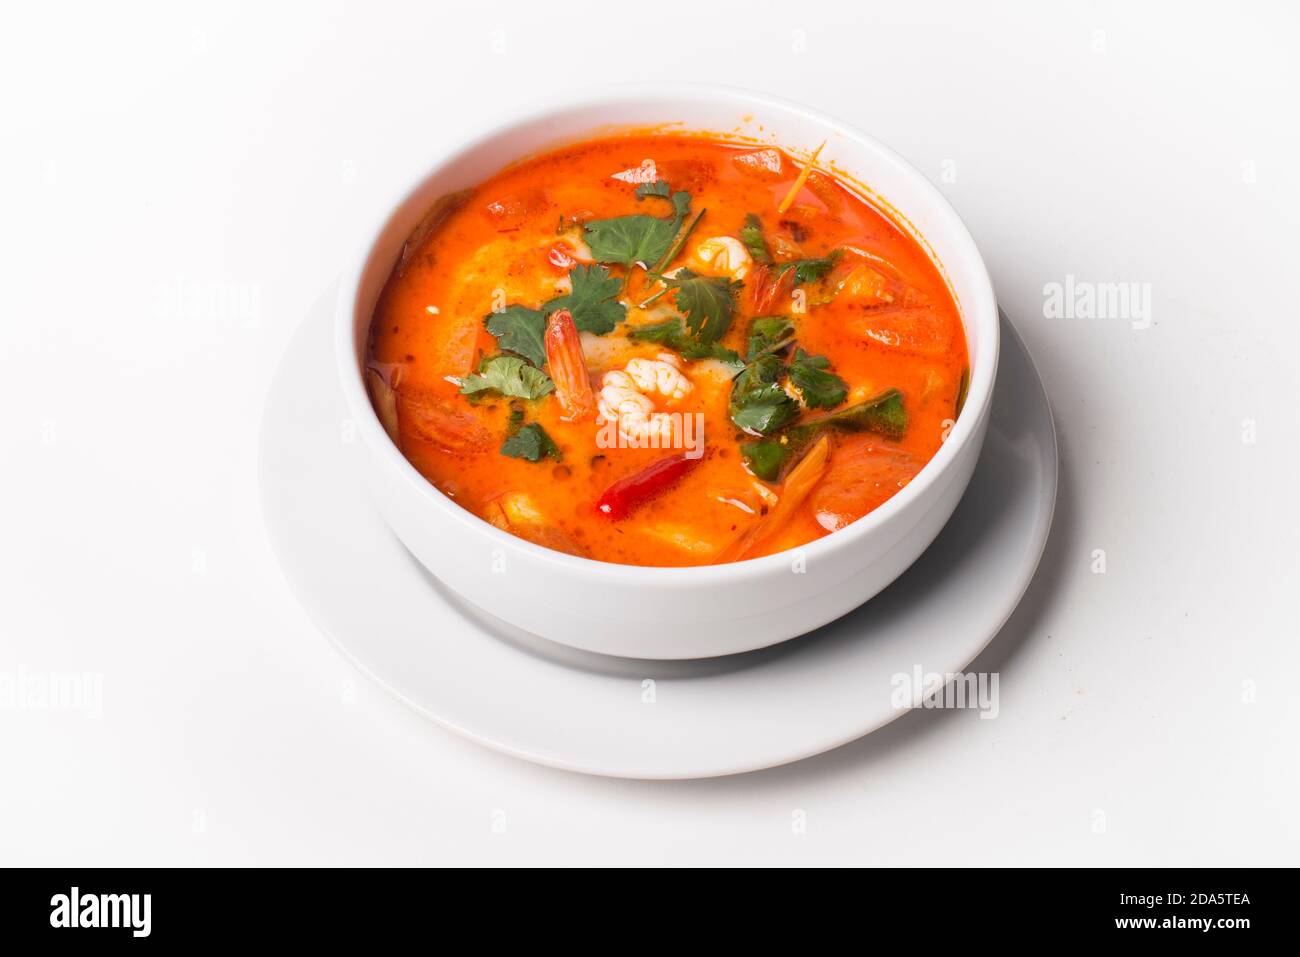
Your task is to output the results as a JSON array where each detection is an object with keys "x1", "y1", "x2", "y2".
[{"x1": 595, "y1": 453, "x2": 703, "y2": 520}]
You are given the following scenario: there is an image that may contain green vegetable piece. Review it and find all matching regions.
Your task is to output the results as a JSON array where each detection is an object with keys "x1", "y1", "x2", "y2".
[
  {"x1": 728, "y1": 353, "x2": 800, "y2": 435},
  {"x1": 583, "y1": 179, "x2": 691, "y2": 269},
  {"x1": 741, "y1": 389, "x2": 907, "y2": 480},
  {"x1": 545, "y1": 263, "x2": 626, "y2": 335},
  {"x1": 658, "y1": 268, "x2": 740, "y2": 344},
  {"x1": 484, "y1": 305, "x2": 547, "y2": 367},
  {"x1": 500, "y1": 422, "x2": 562, "y2": 463},
  {"x1": 740, "y1": 212, "x2": 772, "y2": 264},
  {"x1": 787, "y1": 347, "x2": 848, "y2": 409},
  {"x1": 459, "y1": 355, "x2": 555, "y2": 400},
  {"x1": 774, "y1": 250, "x2": 842, "y2": 285},
  {"x1": 745, "y1": 316, "x2": 795, "y2": 361},
  {"x1": 628, "y1": 319, "x2": 743, "y2": 370}
]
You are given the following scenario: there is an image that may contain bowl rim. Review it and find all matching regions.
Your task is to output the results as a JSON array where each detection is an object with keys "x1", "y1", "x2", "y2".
[{"x1": 335, "y1": 81, "x2": 999, "y2": 585}]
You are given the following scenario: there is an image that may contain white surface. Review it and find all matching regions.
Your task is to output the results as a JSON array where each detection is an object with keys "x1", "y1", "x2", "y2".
[
  {"x1": 263, "y1": 296, "x2": 1053, "y2": 777},
  {"x1": 334, "y1": 85, "x2": 1000, "y2": 659},
  {"x1": 1, "y1": 1, "x2": 1297, "y2": 865}
]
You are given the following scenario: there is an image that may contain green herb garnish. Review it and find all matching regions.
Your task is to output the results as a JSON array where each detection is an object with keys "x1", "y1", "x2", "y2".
[
  {"x1": 741, "y1": 389, "x2": 907, "y2": 481},
  {"x1": 728, "y1": 354, "x2": 801, "y2": 435},
  {"x1": 484, "y1": 306, "x2": 548, "y2": 367},
  {"x1": 744, "y1": 316, "x2": 795, "y2": 361},
  {"x1": 774, "y1": 250, "x2": 842, "y2": 285},
  {"x1": 787, "y1": 347, "x2": 848, "y2": 410},
  {"x1": 583, "y1": 179, "x2": 691, "y2": 270},
  {"x1": 652, "y1": 208, "x2": 706, "y2": 274},
  {"x1": 656, "y1": 268, "x2": 740, "y2": 344},
  {"x1": 459, "y1": 354, "x2": 555, "y2": 400},
  {"x1": 740, "y1": 212, "x2": 772, "y2": 264},
  {"x1": 500, "y1": 422, "x2": 561, "y2": 463},
  {"x1": 484, "y1": 263, "x2": 627, "y2": 363},
  {"x1": 628, "y1": 319, "x2": 743, "y2": 371},
  {"x1": 546, "y1": 263, "x2": 627, "y2": 335}
]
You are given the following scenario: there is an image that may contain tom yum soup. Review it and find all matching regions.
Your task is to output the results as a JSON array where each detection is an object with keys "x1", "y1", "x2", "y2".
[{"x1": 365, "y1": 134, "x2": 970, "y2": 567}]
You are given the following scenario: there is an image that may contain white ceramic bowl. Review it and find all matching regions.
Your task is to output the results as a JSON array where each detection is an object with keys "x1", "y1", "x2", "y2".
[{"x1": 336, "y1": 85, "x2": 998, "y2": 660}]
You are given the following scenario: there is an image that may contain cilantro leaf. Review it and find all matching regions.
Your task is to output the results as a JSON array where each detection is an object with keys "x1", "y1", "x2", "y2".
[
  {"x1": 774, "y1": 250, "x2": 842, "y2": 285},
  {"x1": 628, "y1": 319, "x2": 744, "y2": 371},
  {"x1": 583, "y1": 180, "x2": 691, "y2": 269},
  {"x1": 500, "y1": 422, "x2": 562, "y2": 463},
  {"x1": 626, "y1": 318, "x2": 687, "y2": 347},
  {"x1": 659, "y1": 269, "x2": 740, "y2": 344},
  {"x1": 741, "y1": 389, "x2": 907, "y2": 480},
  {"x1": 485, "y1": 305, "x2": 547, "y2": 367},
  {"x1": 740, "y1": 212, "x2": 772, "y2": 264},
  {"x1": 636, "y1": 179, "x2": 692, "y2": 218},
  {"x1": 745, "y1": 316, "x2": 795, "y2": 361},
  {"x1": 459, "y1": 355, "x2": 555, "y2": 400},
  {"x1": 787, "y1": 347, "x2": 847, "y2": 409},
  {"x1": 546, "y1": 264, "x2": 626, "y2": 335},
  {"x1": 728, "y1": 354, "x2": 800, "y2": 435}
]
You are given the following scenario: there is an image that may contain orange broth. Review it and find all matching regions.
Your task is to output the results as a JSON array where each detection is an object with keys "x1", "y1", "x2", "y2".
[{"x1": 366, "y1": 134, "x2": 969, "y2": 566}]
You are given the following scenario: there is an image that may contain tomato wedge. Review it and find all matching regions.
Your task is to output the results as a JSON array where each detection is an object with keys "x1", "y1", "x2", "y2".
[{"x1": 810, "y1": 437, "x2": 919, "y2": 531}]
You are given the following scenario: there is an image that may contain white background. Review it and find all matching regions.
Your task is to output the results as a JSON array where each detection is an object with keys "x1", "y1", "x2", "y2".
[{"x1": 2, "y1": 0, "x2": 1297, "y2": 865}]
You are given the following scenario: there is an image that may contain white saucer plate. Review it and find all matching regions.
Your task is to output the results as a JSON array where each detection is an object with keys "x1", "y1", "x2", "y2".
[{"x1": 259, "y1": 290, "x2": 1057, "y2": 779}]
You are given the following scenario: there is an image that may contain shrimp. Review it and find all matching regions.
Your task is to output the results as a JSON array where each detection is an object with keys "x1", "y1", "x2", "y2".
[
  {"x1": 687, "y1": 236, "x2": 752, "y2": 280},
  {"x1": 597, "y1": 354, "x2": 694, "y2": 446},
  {"x1": 544, "y1": 309, "x2": 595, "y2": 421}
]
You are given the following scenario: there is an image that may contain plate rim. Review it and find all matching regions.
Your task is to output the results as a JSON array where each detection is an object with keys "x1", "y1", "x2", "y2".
[{"x1": 259, "y1": 293, "x2": 1058, "y2": 779}]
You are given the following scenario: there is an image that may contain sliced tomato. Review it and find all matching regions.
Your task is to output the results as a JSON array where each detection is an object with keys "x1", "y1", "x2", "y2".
[
  {"x1": 809, "y1": 437, "x2": 920, "y2": 531},
  {"x1": 845, "y1": 305, "x2": 953, "y2": 357}
]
